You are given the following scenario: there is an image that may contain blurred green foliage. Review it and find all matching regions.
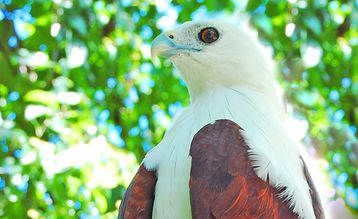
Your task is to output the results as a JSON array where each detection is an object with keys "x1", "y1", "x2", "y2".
[{"x1": 0, "y1": 0, "x2": 357, "y2": 218}]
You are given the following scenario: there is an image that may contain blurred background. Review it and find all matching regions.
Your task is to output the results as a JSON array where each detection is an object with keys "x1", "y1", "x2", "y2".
[{"x1": 0, "y1": 0, "x2": 357, "y2": 218}]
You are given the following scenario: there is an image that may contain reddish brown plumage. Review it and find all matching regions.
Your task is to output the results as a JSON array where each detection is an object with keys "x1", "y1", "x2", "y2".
[
  {"x1": 189, "y1": 119, "x2": 324, "y2": 219},
  {"x1": 118, "y1": 119, "x2": 324, "y2": 219},
  {"x1": 118, "y1": 165, "x2": 157, "y2": 219}
]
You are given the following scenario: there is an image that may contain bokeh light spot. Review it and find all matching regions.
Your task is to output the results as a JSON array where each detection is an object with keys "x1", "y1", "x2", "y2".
[
  {"x1": 341, "y1": 77, "x2": 351, "y2": 88},
  {"x1": 94, "y1": 90, "x2": 105, "y2": 102},
  {"x1": 107, "y1": 77, "x2": 117, "y2": 89},
  {"x1": 8, "y1": 36, "x2": 18, "y2": 48}
]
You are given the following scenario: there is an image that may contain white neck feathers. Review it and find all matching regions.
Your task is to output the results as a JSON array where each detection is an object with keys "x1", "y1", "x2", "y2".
[{"x1": 144, "y1": 86, "x2": 315, "y2": 219}]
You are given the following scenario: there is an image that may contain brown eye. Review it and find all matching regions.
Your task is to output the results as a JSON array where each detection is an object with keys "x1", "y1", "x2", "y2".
[{"x1": 198, "y1": 27, "x2": 219, "y2": 44}]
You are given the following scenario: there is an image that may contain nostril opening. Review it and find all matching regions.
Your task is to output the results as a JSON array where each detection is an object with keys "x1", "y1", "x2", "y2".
[{"x1": 168, "y1": 34, "x2": 174, "y2": 39}]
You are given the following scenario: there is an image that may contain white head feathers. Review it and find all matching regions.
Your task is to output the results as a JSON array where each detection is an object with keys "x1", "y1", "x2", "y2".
[{"x1": 152, "y1": 20, "x2": 274, "y2": 100}]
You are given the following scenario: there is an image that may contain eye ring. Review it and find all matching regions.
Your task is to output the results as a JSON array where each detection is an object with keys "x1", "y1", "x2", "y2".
[{"x1": 198, "y1": 27, "x2": 219, "y2": 44}]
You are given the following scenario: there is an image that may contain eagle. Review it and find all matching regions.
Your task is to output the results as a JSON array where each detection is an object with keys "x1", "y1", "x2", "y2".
[{"x1": 118, "y1": 20, "x2": 324, "y2": 219}]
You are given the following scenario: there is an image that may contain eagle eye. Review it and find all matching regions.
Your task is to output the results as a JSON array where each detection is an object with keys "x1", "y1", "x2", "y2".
[{"x1": 198, "y1": 27, "x2": 219, "y2": 44}]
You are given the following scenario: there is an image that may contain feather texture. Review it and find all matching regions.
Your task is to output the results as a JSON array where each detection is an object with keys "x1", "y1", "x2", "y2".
[
  {"x1": 119, "y1": 119, "x2": 324, "y2": 219},
  {"x1": 141, "y1": 19, "x2": 322, "y2": 219},
  {"x1": 144, "y1": 87, "x2": 318, "y2": 219},
  {"x1": 118, "y1": 165, "x2": 157, "y2": 219},
  {"x1": 189, "y1": 119, "x2": 323, "y2": 219}
]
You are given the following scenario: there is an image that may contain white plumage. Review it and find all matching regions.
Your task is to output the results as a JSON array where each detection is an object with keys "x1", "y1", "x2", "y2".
[{"x1": 146, "y1": 20, "x2": 315, "y2": 219}]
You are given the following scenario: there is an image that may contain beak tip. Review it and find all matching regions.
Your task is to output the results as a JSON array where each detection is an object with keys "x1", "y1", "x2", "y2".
[
  {"x1": 150, "y1": 33, "x2": 175, "y2": 62},
  {"x1": 151, "y1": 51, "x2": 158, "y2": 62},
  {"x1": 150, "y1": 44, "x2": 157, "y2": 63}
]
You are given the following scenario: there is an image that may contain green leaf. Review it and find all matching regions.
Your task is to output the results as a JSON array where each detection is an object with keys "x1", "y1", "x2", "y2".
[
  {"x1": 246, "y1": 0, "x2": 264, "y2": 11},
  {"x1": 69, "y1": 16, "x2": 88, "y2": 36},
  {"x1": 303, "y1": 15, "x2": 322, "y2": 35},
  {"x1": 93, "y1": 190, "x2": 108, "y2": 213},
  {"x1": 253, "y1": 15, "x2": 273, "y2": 35},
  {"x1": 24, "y1": 90, "x2": 59, "y2": 108}
]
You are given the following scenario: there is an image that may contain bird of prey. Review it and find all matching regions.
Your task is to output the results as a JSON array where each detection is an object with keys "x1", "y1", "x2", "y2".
[{"x1": 118, "y1": 20, "x2": 324, "y2": 219}]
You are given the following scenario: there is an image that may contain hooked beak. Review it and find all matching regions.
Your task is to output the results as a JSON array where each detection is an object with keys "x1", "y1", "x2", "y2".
[
  {"x1": 151, "y1": 33, "x2": 177, "y2": 60},
  {"x1": 151, "y1": 33, "x2": 201, "y2": 61}
]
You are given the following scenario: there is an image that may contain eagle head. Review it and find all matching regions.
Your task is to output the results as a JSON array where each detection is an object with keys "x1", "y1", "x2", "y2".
[{"x1": 151, "y1": 20, "x2": 273, "y2": 100}]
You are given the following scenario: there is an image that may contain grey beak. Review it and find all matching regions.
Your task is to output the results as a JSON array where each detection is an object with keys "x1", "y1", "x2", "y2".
[{"x1": 151, "y1": 33, "x2": 176, "y2": 60}]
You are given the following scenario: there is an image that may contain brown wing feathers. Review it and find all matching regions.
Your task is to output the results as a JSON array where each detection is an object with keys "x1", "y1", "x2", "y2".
[
  {"x1": 118, "y1": 119, "x2": 324, "y2": 219},
  {"x1": 118, "y1": 165, "x2": 157, "y2": 219},
  {"x1": 189, "y1": 119, "x2": 299, "y2": 219}
]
